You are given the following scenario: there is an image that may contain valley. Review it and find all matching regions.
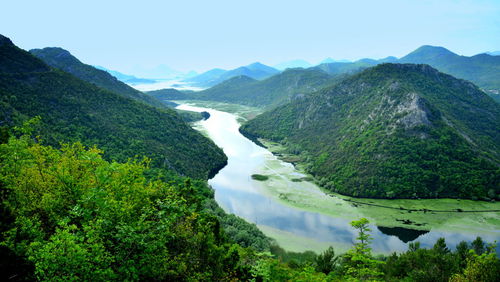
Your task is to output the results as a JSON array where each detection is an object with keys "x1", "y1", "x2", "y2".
[{"x1": 175, "y1": 101, "x2": 500, "y2": 254}]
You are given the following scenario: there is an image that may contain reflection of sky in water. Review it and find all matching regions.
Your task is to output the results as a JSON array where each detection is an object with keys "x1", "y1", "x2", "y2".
[
  {"x1": 177, "y1": 104, "x2": 500, "y2": 253},
  {"x1": 130, "y1": 79, "x2": 205, "y2": 92}
]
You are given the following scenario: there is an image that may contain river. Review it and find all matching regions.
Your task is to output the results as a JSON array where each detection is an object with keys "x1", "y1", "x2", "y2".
[{"x1": 176, "y1": 103, "x2": 500, "y2": 254}]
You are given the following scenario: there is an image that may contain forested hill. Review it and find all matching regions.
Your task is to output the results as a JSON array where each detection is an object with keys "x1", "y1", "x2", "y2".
[
  {"x1": 241, "y1": 63, "x2": 500, "y2": 200},
  {"x1": 148, "y1": 68, "x2": 338, "y2": 108},
  {"x1": 0, "y1": 34, "x2": 226, "y2": 179},
  {"x1": 29, "y1": 47, "x2": 166, "y2": 109}
]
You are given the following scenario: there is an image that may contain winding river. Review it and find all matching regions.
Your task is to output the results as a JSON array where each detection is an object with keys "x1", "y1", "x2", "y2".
[{"x1": 177, "y1": 103, "x2": 500, "y2": 254}]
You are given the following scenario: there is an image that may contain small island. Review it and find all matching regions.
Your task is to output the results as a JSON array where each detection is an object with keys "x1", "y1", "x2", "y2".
[{"x1": 251, "y1": 174, "x2": 269, "y2": 181}]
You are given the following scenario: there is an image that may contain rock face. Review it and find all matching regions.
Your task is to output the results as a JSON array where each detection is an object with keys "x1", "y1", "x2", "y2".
[{"x1": 241, "y1": 63, "x2": 500, "y2": 199}]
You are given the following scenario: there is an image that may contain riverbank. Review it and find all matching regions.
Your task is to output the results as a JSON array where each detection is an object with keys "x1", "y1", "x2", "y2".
[{"x1": 257, "y1": 139, "x2": 500, "y2": 235}]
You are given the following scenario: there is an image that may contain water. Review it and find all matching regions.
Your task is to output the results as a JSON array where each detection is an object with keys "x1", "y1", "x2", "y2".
[{"x1": 177, "y1": 103, "x2": 500, "y2": 254}]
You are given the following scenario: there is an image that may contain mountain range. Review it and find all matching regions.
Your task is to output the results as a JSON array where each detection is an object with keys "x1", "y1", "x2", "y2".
[
  {"x1": 185, "y1": 62, "x2": 280, "y2": 87},
  {"x1": 274, "y1": 59, "x2": 312, "y2": 70},
  {"x1": 0, "y1": 34, "x2": 226, "y2": 179},
  {"x1": 94, "y1": 66, "x2": 157, "y2": 84},
  {"x1": 315, "y1": 46, "x2": 500, "y2": 94},
  {"x1": 241, "y1": 64, "x2": 500, "y2": 200}
]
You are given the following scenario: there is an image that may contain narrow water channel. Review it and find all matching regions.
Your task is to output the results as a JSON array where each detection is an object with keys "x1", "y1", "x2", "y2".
[{"x1": 177, "y1": 103, "x2": 500, "y2": 254}]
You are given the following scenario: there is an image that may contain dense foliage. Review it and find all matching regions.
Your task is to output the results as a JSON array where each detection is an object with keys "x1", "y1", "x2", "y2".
[
  {"x1": 29, "y1": 47, "x2": 166, "y2": 109},
  {"x1": 149, "y1": 68, "x2": 339, "y2": 109},
  {"x1": 242, "y1": 64, "x2": 500, "y2": 199},
  {"x1": 0, "y1": 133, "x2": 250, "y2": 280},
  {"x1": 0, "y1": 35, "x2": 227, "y2": 179},
  {"x1": 0, "y1": 134, "x2": 497, "y2": 280}
]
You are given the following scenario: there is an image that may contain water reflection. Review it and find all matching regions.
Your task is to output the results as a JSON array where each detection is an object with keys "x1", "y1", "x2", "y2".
[
  {"x1": 177, "y1": 103, "x2": 500, "y2": 253},
  {"x1": 377, "y1": 226, "x2": 429, "y2": 243}
]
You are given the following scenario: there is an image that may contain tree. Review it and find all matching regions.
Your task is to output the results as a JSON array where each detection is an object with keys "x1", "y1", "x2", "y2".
[
  {"x1": 315, "y1": 246, "x2": 338, "y2": 274},
  {"x1": 450, "y1": 249, "x2": 500, "y2": 282},
  {"x1": 342, "y1": 218, "x2": 384, "y2": 280}
]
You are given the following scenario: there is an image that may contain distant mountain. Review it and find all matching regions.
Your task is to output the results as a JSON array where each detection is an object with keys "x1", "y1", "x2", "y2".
[
  {"x1": 184, "y1": 68, "x2": 227, "y2": 85},
  {"x1": 131, "y1": 64, "x2": 182, "y2": 79},
  {"x1": 0, "y1": 34, "x2": 226, "y2": 179},
  {"x1": 30, "y1": 47, "x2": 165, "y2": 108},
  {"x1": 378, "y1": 56, "x2": 398, "y2": 63},
  {"x1": 94, "y1": 66, "x2": 156, "y2": 84},
  {"x1": 274, "y1": 59, "x2": 312, "y2": 70},
  {"x1": 320, "y1": 58, "x2": 351, "y2": 64},
  {"x1": 399, "y1": 45, "x2": 500, "y2": 91},
  {"x1": 313, "y1": 46, "x2": 500, "y2": 102},
  {"x1": 241, "y1": 64, "x2": 500, "y2": 200},
  {"x1": 313, "y1": 60, "x2": 377, "y2": 75},
  {"x1": 487, "y1": 51, "x2": 500, "y2": 56},
  {"x1": 149, "y1": 68, "x2": 337, "y2": 108},
  {"x1": 185, "y1": 62, "x2": 279, "y2": 87}
]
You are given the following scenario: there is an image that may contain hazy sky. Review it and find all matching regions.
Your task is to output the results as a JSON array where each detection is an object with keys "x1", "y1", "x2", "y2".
[{"x1": 1, "y1": 0, "x2": 499, "y2": 73}]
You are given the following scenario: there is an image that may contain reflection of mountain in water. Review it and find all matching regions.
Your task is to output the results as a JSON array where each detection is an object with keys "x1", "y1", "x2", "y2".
[{"x1": 377, "y1": 226, "x2": 430, "y2": 243}]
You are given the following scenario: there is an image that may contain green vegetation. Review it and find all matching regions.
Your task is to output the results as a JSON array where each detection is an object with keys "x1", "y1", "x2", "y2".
[
  {"x1": 0, "y1": 132, "x2": 252, "y2": 280},
  {"x1": 0, "y1": 136, "x2": 497, "y2": 281},
  {"x1": 149, "y1": 68, "x2": 339, "y2": 109},
  {"x1": 0, "y1": 35, "x2": 227, "y2": 179},
  {"x1": 253, "y1": 219, "x2": 500, "y2": 282},
  {"x1": 252, "y1": 138, "x2": 500, "y2": 233},
  {"x1": 175, "y1": 109, "x2": 206, "y2": 122},
  {"x1": 242, "y1": 63, "x2": 500, "y2": 199},
  {"x1": 30, "y1": 47, "x2": 167, "y2": 109},
  {"x1": 252, "y1": 174, "x2": 270, "y2": 181}
]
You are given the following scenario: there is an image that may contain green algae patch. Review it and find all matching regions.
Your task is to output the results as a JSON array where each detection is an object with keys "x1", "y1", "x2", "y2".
[
  {"x1": 251, "y1": 174, "x2": 269, "y2": 181},
  {"x1": 257, "y1": 225, "x2": 350, "y2": 254}
]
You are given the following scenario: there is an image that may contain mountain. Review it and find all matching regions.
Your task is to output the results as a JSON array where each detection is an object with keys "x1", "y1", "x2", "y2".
[
  {"x1": 487, "y1": 51, "x2": 500, "y2": 56},
  {"x1": 148, "y1": 68, "x2": 337, "y2": 108},
  {"x1": 241, "y1": 63, "x2": 500, "y2": 200},
  {"x1": 0, "y1": 34, "x2": 226, "y2": 179},
  {"x1": 184, "y1": 68, "x2": 227, "y2": 85},
  {"x1": 94, "y1": 66, "x2": 156, "y2": 84},
  {"x1": 399, "y1": 45, "x2": 500, "y2": 91},
  {"x1": 30, "y1": 47, "x2": 165, "y2": 108},
  {"x1": 314, "y1": 60, "x2": 377, "y2": 75},
  {"x1": 274, "y1": 59, "x2": 312, "y2": 70},
  {"x1": 185, "y1": 62, "x2": 280, "y2": 87},
  {"x1": 320, "y1": 58, "x2": 351, "y2": 64}
]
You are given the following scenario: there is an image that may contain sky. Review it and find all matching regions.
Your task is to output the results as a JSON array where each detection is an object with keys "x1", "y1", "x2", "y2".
[{"x1": 1, "y1": 0, "x2": 499, "y2": 75}]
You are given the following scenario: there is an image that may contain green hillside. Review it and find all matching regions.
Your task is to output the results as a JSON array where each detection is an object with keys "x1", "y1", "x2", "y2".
[
  {"x1": 241, "y1": 64, "x2": 500, "y2": 199},
  {"x1": 0, "y1": 35, "x2": 226, "y2": 179},
  {"x1": 149, "y1": 68, "x2": 338, "y2": 108},
  {"x1": 30, "y1": 47, "x2": 166, "y2": 109}
]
